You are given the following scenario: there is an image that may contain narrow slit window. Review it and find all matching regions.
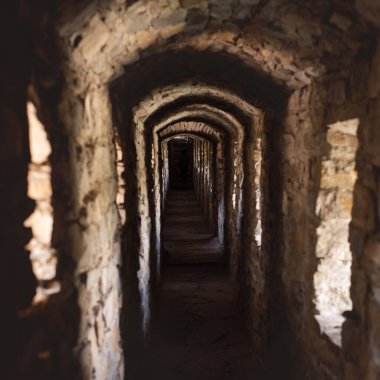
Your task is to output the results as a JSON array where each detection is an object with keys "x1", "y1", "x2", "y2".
[
  {"x1": 313, "y1": 118, "x2": 359, "y2": 347},
  {"x1": 24, "y1": 101, "x2": 59, "y2": 304}
]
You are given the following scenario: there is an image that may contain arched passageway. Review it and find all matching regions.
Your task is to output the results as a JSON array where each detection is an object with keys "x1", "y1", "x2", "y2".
[
  {"x1": 141, "y1": 128, "x2": 263, "y2": 379},
  {"x1": 3, "y1": 2, "x2": 380, "y2": 380}
]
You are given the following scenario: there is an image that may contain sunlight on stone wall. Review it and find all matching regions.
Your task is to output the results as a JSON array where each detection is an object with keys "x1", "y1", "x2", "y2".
[
  {"x1": 24, "y1": 101, "x2": 59, "y2": 304},
  {"x1": 115, "y1": 136, "x2": 126, "y2": 225},
  {"x1": 314, "y1": 118, "x2": 359, "y2": 346},
  {"x1": 254, "y1": 137, "x2": 263, "y2": 248}
]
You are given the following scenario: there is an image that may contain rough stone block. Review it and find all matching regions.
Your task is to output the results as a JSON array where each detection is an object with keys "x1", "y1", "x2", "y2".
[
  {"x1": 329, "y1": 13, "x2": 352, "y2": 31},
  {"x1": 327, "y1": 131, "x2": 358, "y2": 147},
  {"x1": 210, "y1": 4, "x2": 232, "y2": 20},
  {"x1": 152, "y1": 8, "x2": 187, "y2": 29},
  {"x1": 79, "y1": 15, "x2": 110, "y2": 63},
  {"x1": 28, "y1": 167, "x2": 52, "y2": 200}
]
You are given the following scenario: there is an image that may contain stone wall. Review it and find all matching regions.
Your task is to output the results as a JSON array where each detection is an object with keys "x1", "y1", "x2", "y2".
[
  {"x1": 239, "y1": 110, "x2": 266, "y2": 354},
  {"x1": 47, "y1": 86, "x2": 124, "y2": 380},
  {"x1": 193, "y1": 138, "x2": 215, "y2": 230},
  {"x1": 340, "y1": 37, "x2": 380, "y2": 380}
]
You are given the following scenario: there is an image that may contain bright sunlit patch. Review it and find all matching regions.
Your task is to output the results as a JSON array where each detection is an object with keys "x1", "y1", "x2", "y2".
[
  {"x1": 24, "y1": 101, "x2": 60, "y2": 304},
  {"x1": 254, "y1": 137, "x2": 263, "y2": 248},
  {"x1": 115, "y1": 136, "x2": 126, "y2": 224},
  {"x1": 313, "y1": 118, "x2": 359, "y2": 346}
]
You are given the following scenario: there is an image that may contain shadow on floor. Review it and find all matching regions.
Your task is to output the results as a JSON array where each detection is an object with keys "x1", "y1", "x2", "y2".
[{"x1": 136, "y1": 190, "x2": 268, "y2": 380}]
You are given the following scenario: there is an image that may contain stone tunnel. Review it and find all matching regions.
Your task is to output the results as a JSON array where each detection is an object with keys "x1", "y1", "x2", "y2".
[{"x1": 2, "y1": 0, "x2": 380, "y2": 379}]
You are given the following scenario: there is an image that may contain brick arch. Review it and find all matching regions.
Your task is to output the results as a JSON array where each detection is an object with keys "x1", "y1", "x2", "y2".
[{"x1": 159, "y1": 121, "x2": 222, "y2": 142}]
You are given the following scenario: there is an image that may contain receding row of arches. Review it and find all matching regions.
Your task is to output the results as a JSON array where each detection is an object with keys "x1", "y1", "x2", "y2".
[
  {"x1": 19, "y1": 44, "x2": 357, "y2": 380},
  {"x1": 105, "y1": 49, "x2": 355, "y2": 378}
]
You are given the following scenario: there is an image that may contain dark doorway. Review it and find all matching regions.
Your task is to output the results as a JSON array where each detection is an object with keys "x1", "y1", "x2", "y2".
[{"x1": 169, "y1": 138, "x2": 193, "y2": 190}]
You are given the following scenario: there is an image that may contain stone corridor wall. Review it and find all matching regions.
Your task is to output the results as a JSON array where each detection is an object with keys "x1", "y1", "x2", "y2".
[
  {"x1": 56, "y1": 87, "x2": 124, "y2": 380},
  {"x1": 193, "y1": 138, "x2": 215, "y2": 230},
  {"x1": 238, "y1": 111, "x2": 266, "y2": 354},
  {"x1": 277, "y1": 85, "x2": 334, "y2": 379},
  {"x1": 339, "y1": 37, "x2": 380, "y2": 380}
]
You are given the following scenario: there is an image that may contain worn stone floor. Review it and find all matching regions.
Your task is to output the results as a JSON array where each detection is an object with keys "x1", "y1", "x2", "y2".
[
  {"x1": 163, "y1": 190, "x2": 222, "y2": 265},
  {"x1": 144, "y1": 190, "x2": 263, "y2": 380}
]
